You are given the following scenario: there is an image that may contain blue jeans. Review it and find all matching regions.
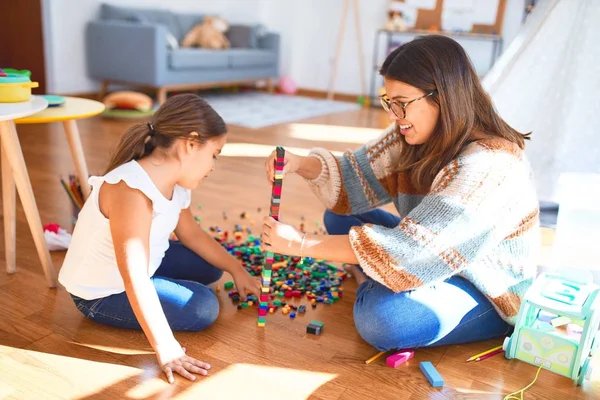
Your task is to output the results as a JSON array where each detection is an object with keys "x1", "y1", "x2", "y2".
[
  {"x1": 324, "y1": 209, "x2": 512, "y2": 351},
  {"x1": 70, "y1": 241, "x2": 223, "y2": 332}
]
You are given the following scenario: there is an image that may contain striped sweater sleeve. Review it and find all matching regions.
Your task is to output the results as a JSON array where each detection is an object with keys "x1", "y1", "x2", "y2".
[
  {"x1": 348, "y1": 145, "x2": 535, "y2": 293},
  {"x1": 306, "y1": 124, "x2": 402, "y2": 215}
]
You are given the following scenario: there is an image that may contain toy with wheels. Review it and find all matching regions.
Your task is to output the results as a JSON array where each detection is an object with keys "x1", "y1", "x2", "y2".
[{"x1": 503, "y1": 269, "x2": 600, "y2": 385}]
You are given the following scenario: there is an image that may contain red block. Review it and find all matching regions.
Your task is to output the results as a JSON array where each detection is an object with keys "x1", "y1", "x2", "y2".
[
  {"x1": 284, "y1": 290, "x2": 293, "y2": 298},
  {"x1": 292, "y1": 291, "x2": 302, "y2": 298},
  {"x1": 260, "y1": 295, "x2": 270, "y2": 302},
  {"x1": 259, "y1": 309, "x2": 268, "y2": 316}
]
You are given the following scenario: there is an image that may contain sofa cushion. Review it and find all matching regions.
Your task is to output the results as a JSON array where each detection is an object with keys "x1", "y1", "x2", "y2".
[
  {"x1": 100, "y1": 3, "x2": 181, "y2": 38},
  {"x1": 169, "y1": 49, "x2": 230, "y2": 70},
  {"x1": 228, "y1": 49, "x2": 277, "y2": 68},
  {"x1": 227, "y1": 25, "x2": 260, "y2": 48}
]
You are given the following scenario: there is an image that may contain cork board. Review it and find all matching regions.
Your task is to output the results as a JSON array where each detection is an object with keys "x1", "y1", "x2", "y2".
[{"x1": 393, "y1": 0, "x2": 507, "y2": 35}]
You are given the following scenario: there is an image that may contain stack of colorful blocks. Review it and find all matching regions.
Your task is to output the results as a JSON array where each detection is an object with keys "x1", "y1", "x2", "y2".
[{"x1": 259, "y1": 146, "x2": 285, "y2": 327}]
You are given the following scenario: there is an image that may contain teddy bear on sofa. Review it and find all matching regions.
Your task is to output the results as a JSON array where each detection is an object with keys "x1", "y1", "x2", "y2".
[{"x1": 181, "y1": 16, "x2": 231, "y2": 50}]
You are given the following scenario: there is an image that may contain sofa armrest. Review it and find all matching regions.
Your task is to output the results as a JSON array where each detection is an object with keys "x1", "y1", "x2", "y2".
[
  {"x1": 86, "y1": 20, "x2": 168, "y2": 86},
  {"x1": 258, "y1": 32, "x2": 280, "y2": 52}
]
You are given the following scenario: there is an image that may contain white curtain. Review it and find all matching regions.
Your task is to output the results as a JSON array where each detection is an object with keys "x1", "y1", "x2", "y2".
[{"x1": 483, "y1": 0, "x2": 600, "y2": 203}]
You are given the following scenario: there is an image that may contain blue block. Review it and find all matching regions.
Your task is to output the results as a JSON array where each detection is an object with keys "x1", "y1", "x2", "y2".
[{"x1": 419, "y1": 362, "x2": 444, "y2": 387}]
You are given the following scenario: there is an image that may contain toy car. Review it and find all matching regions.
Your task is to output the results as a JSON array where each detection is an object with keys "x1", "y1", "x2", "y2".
[{"x1": 503, "y1": 269, "x2": 600, "y2": 385}]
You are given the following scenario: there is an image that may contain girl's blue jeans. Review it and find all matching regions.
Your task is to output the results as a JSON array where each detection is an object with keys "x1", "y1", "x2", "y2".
[
  {"x1": 70, "y1": 240, "x2": 222, "y2": 332},
  {"x1": 324, "y1": 209, "x2": 512, "y2": 351}
]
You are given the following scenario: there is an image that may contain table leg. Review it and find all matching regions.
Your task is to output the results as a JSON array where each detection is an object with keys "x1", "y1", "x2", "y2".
[
  {"x1": 1, "y1": 136, "x2": 16, "y2": 274},
  {"x1": 0, "y1": 120, "x2": 57, "y2": 288},
  {"x1": 62, "y1": 120, "x2": 91, "y2": 200}
]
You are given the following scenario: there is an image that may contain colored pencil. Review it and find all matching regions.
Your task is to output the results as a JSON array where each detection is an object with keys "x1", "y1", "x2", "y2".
[
  {"x1": 466, "y1": 345, "x2": 503, "y2": 362},
  {"x1": 60, "y1": 179, "x2": 81, "y2": 210},
  {"x1": 365, "y1": 351, "x2": 386, "y2": 364},
  {"x1": 475, "y1": 348, "x2": 503, "y2": 361},
  {"x1": 60, "y1": 176, "x2": 84, "y2": 211}
]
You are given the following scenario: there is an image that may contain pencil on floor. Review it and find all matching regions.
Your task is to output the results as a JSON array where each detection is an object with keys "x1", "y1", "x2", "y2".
[
  {"x1": 475, "y1": 348, "x2": 503, "y2": 361},
  {"x1": 466, "y1": 345, "x2": 503, "y2": 362},
  {"x1": 365, "y1": 351, "x2": 386, "y2": 364}
]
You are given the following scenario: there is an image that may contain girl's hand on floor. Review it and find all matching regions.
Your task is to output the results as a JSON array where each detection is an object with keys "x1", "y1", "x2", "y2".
[
  {"x1": 261, "y1": 216, "x2": 304, "y2": 256},
  {"x1": 157, "y1": 343, "x2": 211, "y2": 384},
  {"x1": 265, "y1": 149, "x2": 303, "y2": 185},
  {"x1": 232, "y1": 268, "x2": 261, "y2": 298}
]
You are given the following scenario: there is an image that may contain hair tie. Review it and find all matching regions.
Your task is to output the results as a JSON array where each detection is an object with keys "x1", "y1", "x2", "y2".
[{"x1": 147, "y1": 122, "x2": 155, "y2": 137}]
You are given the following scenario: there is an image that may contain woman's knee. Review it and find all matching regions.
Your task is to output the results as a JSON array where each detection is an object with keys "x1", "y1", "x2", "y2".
[
  {"x1": 353, "y1": 281, "x2": 439, "y2": 350},
  {"x1": 323, "y1": 209, "x2": 355, "y2": 235}
]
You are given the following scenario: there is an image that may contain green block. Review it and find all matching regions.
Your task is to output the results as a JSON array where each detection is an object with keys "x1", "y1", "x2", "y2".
[
  {"x1": 263, "y1": 270, "x2": 272, "y2": 278},
  {"x1": 224, "y1": 281, "x2": 234, "y2": 290},
  {"x1": 310, "y1": 320, "x2": 324, "y2": 327},
  {"x1": 274, "y1": 299, "x2": 282, "y2": 306},
  {"x1": 278, "y1": 292, "x2": 284, "y2": 298},
  {"x1": 241, "y1": 302, "x2": 249, "y2": 308}
]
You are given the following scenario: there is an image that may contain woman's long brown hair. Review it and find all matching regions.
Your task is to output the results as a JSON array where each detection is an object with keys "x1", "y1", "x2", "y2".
[
  {"x1": 104, "y1": 93, "x2": 227, "y2": 174},
  {"x1": 380, "y1": 35, "x2": 530, "y2": 191}
]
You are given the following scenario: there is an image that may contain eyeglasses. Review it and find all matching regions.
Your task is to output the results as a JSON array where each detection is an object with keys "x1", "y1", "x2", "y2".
[{"x1": 379, "y1": 90, "x2": 437, "y2": 119}]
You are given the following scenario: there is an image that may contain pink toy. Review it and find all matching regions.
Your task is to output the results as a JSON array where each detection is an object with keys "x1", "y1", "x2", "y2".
[
  {"x1": 278, "y1": 76, "x2": 297, "y2": 95},
  {"x1": 386, "y1": 350, "x2": 414, "y2": 368}
]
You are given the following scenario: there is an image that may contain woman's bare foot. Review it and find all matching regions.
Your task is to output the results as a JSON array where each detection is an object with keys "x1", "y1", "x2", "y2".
[{"x1": 343, "y1": 264, "x2": 368, "y2": 286}]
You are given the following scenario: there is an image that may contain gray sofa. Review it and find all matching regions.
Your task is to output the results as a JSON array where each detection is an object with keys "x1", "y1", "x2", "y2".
[{"x1": 86, "y1": 4, "x2": 280, "y2": 103}]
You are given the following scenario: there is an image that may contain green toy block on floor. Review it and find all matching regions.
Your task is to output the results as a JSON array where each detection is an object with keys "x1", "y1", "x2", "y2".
[{"x1": 224, "y1": 281, "x2": 234, "y2": 290}]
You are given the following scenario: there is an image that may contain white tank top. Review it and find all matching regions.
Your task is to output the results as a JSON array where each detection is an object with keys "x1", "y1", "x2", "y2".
[{"x1": 58, "y1": 160, "x2": 191, "y2": 300}]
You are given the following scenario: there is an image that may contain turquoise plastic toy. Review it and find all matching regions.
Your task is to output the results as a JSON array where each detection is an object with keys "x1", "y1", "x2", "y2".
[{"x1": 503, "y1": 269, "x2": 600, "y2": 385}]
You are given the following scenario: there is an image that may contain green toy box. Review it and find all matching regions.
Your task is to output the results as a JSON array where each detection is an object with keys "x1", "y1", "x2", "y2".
[{"x1": 503, "y1": 270, "x2": 600, "y2": 385}]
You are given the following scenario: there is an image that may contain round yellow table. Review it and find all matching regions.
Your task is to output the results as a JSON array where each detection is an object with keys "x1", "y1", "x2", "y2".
[{"x1": 15, "y1": 96, "x2": 105, "y2": 199}]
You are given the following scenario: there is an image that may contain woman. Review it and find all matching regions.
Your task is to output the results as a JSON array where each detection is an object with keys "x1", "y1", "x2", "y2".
[{"x1": 261, "y1": 35, "x2": 540, "y2": 351}]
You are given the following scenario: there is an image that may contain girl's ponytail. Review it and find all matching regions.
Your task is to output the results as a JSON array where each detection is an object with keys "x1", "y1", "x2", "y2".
[
  {"x1": 104, "y1": 94, "x2": 227, "y2": 174},
  {"x1": 104, "y1": 122, "x2": 154, "y2": 174}
]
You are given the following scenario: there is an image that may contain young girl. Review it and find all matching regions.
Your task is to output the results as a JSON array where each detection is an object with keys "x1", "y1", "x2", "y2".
[
  {"x1": 59, "y1": 94, "x2": 260, "y2": 383},
  {"x1": 262, "y1": 35, "x2": 540, "y2": 351}
]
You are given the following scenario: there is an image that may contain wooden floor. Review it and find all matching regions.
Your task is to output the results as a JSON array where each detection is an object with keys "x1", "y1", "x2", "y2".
[{"x1": 0, "y1": 103, "x2": 598, "y2": 399}]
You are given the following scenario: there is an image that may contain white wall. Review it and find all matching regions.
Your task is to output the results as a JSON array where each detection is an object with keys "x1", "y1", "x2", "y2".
[
  {"x1": 43, "y1": 0, "x2": 526, "y2": 95},
  {"x1": 259, "y1": 0, "x2": 526, "y2": 96}
]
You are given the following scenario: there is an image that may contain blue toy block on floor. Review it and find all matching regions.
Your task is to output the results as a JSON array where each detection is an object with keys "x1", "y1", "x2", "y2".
[{"x1": 420, "y1": 361, "x2": 444, "y2": 387}]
